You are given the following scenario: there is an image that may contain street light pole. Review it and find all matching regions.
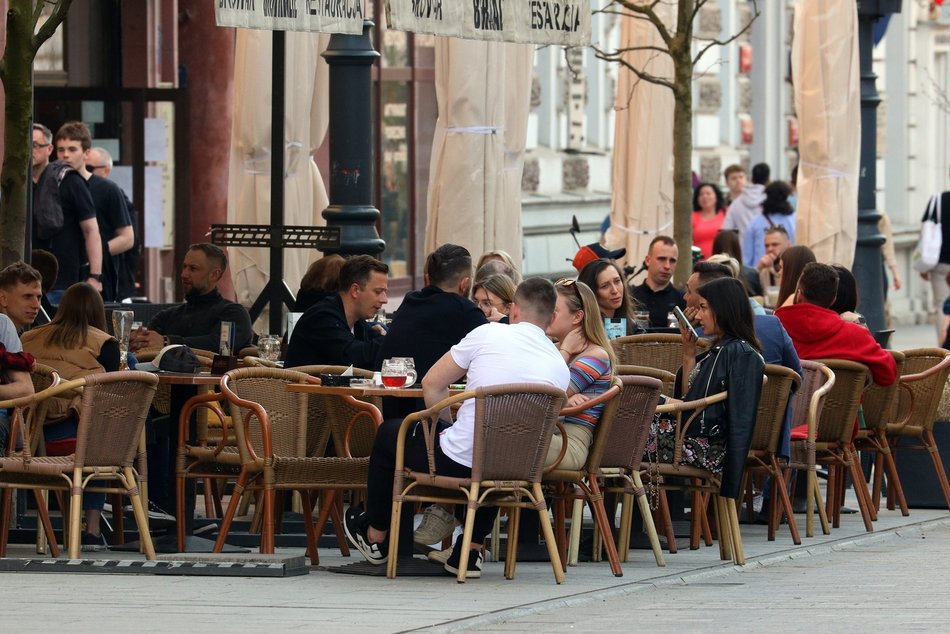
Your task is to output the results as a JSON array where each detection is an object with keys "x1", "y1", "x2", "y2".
[
  {"x1": 854, "y1": 0, "x2": 901, "y2": 333},
  {"x1": 321, "y1": 20, "x2": 385, "y2": 257}
]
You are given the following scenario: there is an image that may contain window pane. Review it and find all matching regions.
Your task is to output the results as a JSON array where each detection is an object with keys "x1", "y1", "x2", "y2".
[{"x1": 380, "y1": 82, "x2": 411, "y2": 276}]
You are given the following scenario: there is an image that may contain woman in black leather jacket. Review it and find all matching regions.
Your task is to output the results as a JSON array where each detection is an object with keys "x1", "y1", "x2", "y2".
[{"x1": 667, "y1": 277, "x2": 764, "y2": 500}]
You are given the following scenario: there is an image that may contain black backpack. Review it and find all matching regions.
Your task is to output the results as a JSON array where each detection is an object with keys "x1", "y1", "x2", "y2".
[{"x1": 33, "y1": 160, "x2": 74, "y2": 240}]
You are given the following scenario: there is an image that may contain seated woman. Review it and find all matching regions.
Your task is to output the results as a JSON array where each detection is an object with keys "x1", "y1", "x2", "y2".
[
  {"x1": 648, "y1": 277, "x2": 763, "y2": 500},
  {"x1": 545, "y1": 279, "x2": 615, "y2": 470},
  {"x1": 830, "y1": 264, "x2": 867, "y2": 327},
  {"x1": 21, "y1": 282, "x2": 120, "y2": 551},
  {"x1": 578, "y1": 258, "x2": 642, "y2": 337},
  {"x1": 295, "y1": 254, "x2": 345, "y2": 313},
  {"x1": 472, "y1": 273, "x2": 515, "y2": 323}
]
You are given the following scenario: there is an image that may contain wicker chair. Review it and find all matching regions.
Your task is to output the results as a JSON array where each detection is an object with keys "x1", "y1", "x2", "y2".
[
  {"x1": 644, "y1": 391, "x2": 749, "y2": 564},
  {"x1": 854, "y1": 350, "x2": 908, "y2": 515},
  {"x1": 883, "y1": 348, "x2": 950, "y2": 511},
  {"x1": 387, "y1": 384, "x2": 567, "y2": 583},
  {"x1": 545, "y1": 382, "x2": 624, "y2": 575},
  {"x1": 812, "y1": 359, "x2": 874, "y2": 532},
  {"x1": 213, "y1": 367, "x2": 382, "y2": 563},
  {"x1": 611, "y1": 334, "x2": 710, "y2": 375},
  {"x1": 0, "y1": 372, "x2": 158, "y2": 559},
  {"x1": 617, "y1": 364, "x2": 675, "y2": 397},
  {"x1": 786, "y1": 360, "x2": 835, "y2": 538},
  {"x1": 743, "y1": 364, "x2": 802, "y2": 544},
  {"x1": 588, "y1": 375, "x2": 665, "y2": 567}
]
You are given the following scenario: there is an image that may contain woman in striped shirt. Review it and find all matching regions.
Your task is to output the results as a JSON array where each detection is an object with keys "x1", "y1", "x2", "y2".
[{"x1": 545, "y1": 279, "x2": 616, "y2": 470}]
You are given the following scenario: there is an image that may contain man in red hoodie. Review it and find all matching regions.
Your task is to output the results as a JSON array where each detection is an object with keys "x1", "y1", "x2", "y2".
[{"x1": 775, "y1": 262, "x2": 896, "y2": 386}]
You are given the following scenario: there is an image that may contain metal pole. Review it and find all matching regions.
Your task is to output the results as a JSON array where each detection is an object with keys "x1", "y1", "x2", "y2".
[
  {"x1": 321, "y1": 20, "x2": 385, "y2": 257},
  {"x1": 268, "y1": 30, "x2": 286, "y2": 334},
  {"x1": 854, "y1": 0, "x2": 902, "y2": 333}
]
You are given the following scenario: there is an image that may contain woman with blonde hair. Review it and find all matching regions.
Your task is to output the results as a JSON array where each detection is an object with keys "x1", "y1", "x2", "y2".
[
  {"x1": 472, "y1": 273, "x2": 516, "y2": 323},
  {"x1": 545, "y1": 279, "x2": 616, "y2": 470},
  {"x1": 475, "y1": 250, "x2": 521, "y2": 283}
]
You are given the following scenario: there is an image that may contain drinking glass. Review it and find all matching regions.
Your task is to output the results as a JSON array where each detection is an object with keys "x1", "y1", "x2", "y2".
[
  {"x1": 112, "y1": 310, "x2": 135, "y2": 369},
  {"x1": 381, "y1": 358, "x2": 409, "y2": 389},
  {"x1": 258, "y1": 334, "x2": 281, "y2": 362},
  {"x1": 390, "y1": 357, "x2": 417, "y2": 387}
]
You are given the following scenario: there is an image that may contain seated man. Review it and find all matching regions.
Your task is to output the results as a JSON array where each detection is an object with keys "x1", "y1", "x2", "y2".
[
  {"x1": 0, "y1": 262, "x2": 44, "y2": 332},
  {"x1": 344, "y1": 278, "x2": 570, "y2": 578},
  {"x1": 630, "y1": 235, "x2": 685, "y2": 327},
  {"x1": 756, "y1": 225, "x2": 791, "y2": 291},
  {"x1": 776, "y1": 262, "x2": 896, "y2": 387},
  {"x1": 285, "y1": 255, "x2": 389, "y2": 370},
  {"x1": 130, "y1": 243, "x2": 252, "y2": 354},
  {"x1": 0, "y1": 325, "x2": 34, "y2": 453},
  {"x1": 376, "y1": 244, "x2": 487, "y2": 420}
]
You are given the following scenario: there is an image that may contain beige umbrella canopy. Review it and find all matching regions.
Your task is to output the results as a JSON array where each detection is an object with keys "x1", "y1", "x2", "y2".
[
  {"x1": 227, "y1": 30, "x2": 330, "y2": 329},
  {"x1": 791, "y1": 0, "x2": 861, "y2": 266},
  {"x1": 424, "y1": 38, "x2": 533, "y2": 265},
  {"x1": 606, "y1": 5, "x2": 675, "y2": 269}
]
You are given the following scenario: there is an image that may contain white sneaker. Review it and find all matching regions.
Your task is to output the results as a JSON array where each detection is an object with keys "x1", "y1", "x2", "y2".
[{"x1": 413, "y1": 506, "x2": 456, "y2": 545}]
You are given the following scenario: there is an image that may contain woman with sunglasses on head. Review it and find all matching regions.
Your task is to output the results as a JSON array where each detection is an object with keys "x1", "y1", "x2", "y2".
[
  {"x1": 471, "y1": 273, "x2": 516, "y2": 323},
  {"x1": 578, "y1": 258, "x2": 641, "y2": 336},
  {"x1": 544, "y1": 279, "x2": 617, "y2": 470},
  {"x1": 649, "y1": 277, "x2": 764, "y2": 501}
]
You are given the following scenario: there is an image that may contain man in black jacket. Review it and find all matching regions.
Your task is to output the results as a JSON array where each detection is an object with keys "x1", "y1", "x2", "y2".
[
  {"x1": 130, "y1": 243, "x2": 253, "y2": 354},
  {"x1": 376, "y1": 244, "x2": 487, "y2": 420},
  {"x1": 285, "y1": 255, "x2": 389, "y2": 369}
]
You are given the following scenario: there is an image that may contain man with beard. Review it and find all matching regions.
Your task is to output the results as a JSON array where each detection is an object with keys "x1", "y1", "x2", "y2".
[{"x1": 129, "y1": 243, "x2": 252, "y2": 354}]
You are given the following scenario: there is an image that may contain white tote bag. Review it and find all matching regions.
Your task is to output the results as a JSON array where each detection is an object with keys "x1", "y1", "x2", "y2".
[{"x1": 913, "y1": 194, "x2": 943, "y2": 274}]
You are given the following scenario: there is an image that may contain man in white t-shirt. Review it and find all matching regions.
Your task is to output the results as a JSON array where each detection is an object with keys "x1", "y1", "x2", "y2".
[{"x1": 344, "y1": 277, "x2": 570, "y2": 578}]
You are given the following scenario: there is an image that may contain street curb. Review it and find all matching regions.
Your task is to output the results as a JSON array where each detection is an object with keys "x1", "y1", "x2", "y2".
[{"x1": 417, "y1": 515, "x2": 950, "y2": 633}]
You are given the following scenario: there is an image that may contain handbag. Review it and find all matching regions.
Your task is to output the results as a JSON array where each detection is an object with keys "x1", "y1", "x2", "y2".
[{"x1": 912, "y1": 194, "x2": 943, "y2": 274}]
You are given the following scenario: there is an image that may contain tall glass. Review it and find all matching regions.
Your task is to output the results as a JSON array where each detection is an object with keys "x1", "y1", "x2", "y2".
[
  {"x1": 258, "y1": 334, "x2": 281, "y2": 362},
  {"x1": 112, "y1": 310, "x2": 135, "y2": 370}
]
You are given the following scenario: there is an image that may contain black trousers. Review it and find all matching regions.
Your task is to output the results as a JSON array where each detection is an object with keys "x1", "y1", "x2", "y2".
[{"x1": 367, "y1": 418, "x2": 498, "y2": 553}]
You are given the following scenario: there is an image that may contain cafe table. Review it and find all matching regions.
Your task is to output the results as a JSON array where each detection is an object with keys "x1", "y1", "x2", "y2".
[{"x1": 285, "y1": 383, "x2": 466, "y2": 398}]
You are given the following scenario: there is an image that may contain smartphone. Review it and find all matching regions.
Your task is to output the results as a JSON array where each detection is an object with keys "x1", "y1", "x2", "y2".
[{"x1": 672, "y1": 306, "x2": 698, "y2": 341}]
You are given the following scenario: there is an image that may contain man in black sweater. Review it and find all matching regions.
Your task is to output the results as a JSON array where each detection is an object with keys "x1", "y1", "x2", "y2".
[
  {"x1": 285, "y1": 255, "x2": 389, "y2": 369},
  {"x1": 130, "y1": 243, "x2": 252, "y2": 354},
  {"x1": 376, "y1": 244, "x2": 487, "y2": 419}
]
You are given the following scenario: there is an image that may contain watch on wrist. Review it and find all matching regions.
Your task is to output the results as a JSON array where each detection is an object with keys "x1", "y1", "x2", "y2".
[{"x1": 88, "y1": 273, "x2": 103, "y2": 282}]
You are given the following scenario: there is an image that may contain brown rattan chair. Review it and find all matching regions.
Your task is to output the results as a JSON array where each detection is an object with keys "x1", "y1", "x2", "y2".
[
  {"x1": 786, "y1": 360, "x2": 835, "y2": 538},
  {"x1": 645, "y1": 390, "x2": 749, "y2": 565},
  {"x1": 883, "y1": 348, "x2": 950, "y2": 511},
  {"x1": 212, "y1": 367, "x2": 382, "y2": 563},
  {"x1": 0, "y1": 372, "x2": 158, "y2": 559},
  {"x1": 854, "y1": 350, "x2": 908, "y2": 515},
  {"x1": 813, "y1": 359, "x2": 874, "y2": 532},
  {"x1": 617, "y1": 364, "x2": 675, "y2": 397},
  {"x1": 386, "y1": 384, "x2": 567, "y2": 583},
  {"x1": 743, "y1": 364, "x2": 802, "y2": 544},
  {"x1": 611, "y1": 334, "x2": 710, "y2": 375},
  {"x1": 588, "y1": 375, "x2": 665, "y2": 567},
  {"x1": 545, "y1": 382, "x2": 624, "y2": 576}
]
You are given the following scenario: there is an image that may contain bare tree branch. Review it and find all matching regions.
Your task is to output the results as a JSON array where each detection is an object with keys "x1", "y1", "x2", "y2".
[
  {"x1": 693, "y1": 0, "x2": 759, "y2": 66},
  {"x1": 32, "y1": 0, "x2": 72, "y2": 54}
]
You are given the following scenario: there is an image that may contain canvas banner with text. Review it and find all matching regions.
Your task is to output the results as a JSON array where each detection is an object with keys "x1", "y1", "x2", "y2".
[
  {"x1": 216, "y1": 0, "x2": 363, "y2": 34},
  {"x1": 386, "y1": 0, "x2": 590, "y2": 47}
]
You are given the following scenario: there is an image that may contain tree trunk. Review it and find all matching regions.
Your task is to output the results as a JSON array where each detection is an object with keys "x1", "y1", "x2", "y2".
[
  {"x1": 0, "y1": 0, "x2": 37, "y2": 265},
  {"x1": 670, "y1": 18, "x2": 694, "y2": 287}
]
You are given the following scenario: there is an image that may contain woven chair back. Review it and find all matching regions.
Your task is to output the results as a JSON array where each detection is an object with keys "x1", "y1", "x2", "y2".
[
  {"x1": 617, "y1": 364, "x2": 675, "y2": 397},
  {"x1": 469, "y1": 383, "x2": 566, "y2": 482},
  {"x1": 289, "y1": 365, "x2": 377, "y2": 457},
  {"x1": 897, "y1": 348, "x2": 950, "y2": 433},
  {"x1": 599, "y1": 375, "x2": 663, "y2": 471},
  {"x1": 576, "y1": 380, "x2": 622, "y2": 473},
  {"x1": 788, "y1": 360, "x2": 834, "y2": 469},
  {"x1": 815, "y1": 359, "x2": 869, "y2": 445},
  {"x1": 73, "y1": 372, "x2": 158, "y2": 468},
  {"x1": 223, "y1": 367, "x2": 314, "y2": 459},
  {"x1": 861, "y1": 350, "x2": 906, "y2": 431},
  {"x1": 611, "y1": 334, "x2": 710, "y2": 375},
  {"x1": 749, "y1": 364, "x2": 801, "y2": 452}
]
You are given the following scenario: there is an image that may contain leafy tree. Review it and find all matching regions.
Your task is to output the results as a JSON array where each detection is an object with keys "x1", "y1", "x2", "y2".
[
  {"x1": 596, "y1": 0, "x2": 758, "y2": 284},
  {"x1": 0, "y1": 0, "x2": 73, "y2": 265}
]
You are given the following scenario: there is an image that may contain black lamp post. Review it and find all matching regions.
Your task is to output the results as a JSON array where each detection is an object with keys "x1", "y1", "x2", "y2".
[
  {"x1": 321, "y1": 20, "x2": 385, "y2": 257},
  {"x1": 854, "y1": 0, "x2": 902, "y2": 333}
]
